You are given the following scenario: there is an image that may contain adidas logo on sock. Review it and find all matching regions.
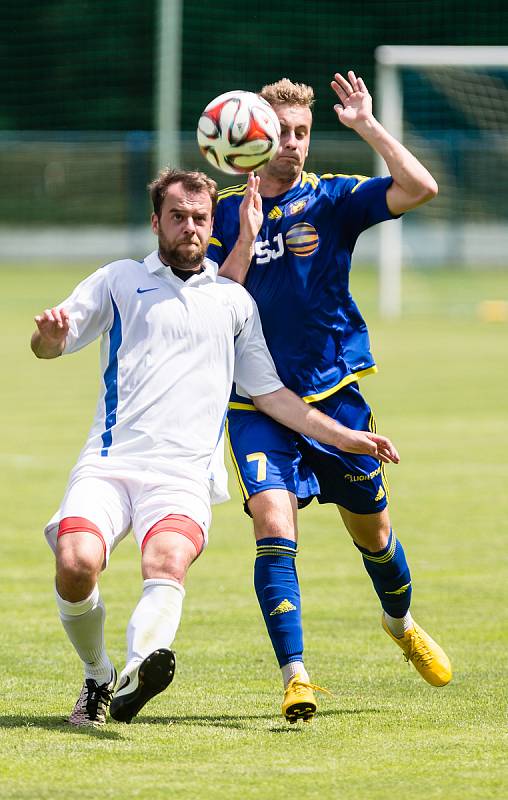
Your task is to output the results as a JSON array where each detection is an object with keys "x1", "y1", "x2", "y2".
[
  {"x1": 269, "y1": 599, "x2": 297, "y2": 616},
  {"x1": 385, "y1": 581, "x2": 412, "y2": 595}
]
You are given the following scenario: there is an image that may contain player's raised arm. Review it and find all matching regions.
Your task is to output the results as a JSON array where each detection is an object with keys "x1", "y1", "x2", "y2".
[
  {"x1": 331, "y1": 70, "x2": 438, "y2": 216},
  {"x1": 217, "y1": 172, "x2": 263, "y2": 283},
  {"x1": 31, "y1": 307, "x2": 70, "y2": 359},
  {"x1": 251, "y1": 386, "x2": 400, "y2": 464}
]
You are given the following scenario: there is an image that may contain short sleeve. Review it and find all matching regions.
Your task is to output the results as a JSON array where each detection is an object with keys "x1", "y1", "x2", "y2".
[
  {"x1": 233, "y1": 298, "x2": 283, "y2": 398},
  {"x1": 59, "y1": 267, "x2": 113, "y2": 354},
  {"x1": 339, "y1": 175, "x2": 398, "y2": 246}
]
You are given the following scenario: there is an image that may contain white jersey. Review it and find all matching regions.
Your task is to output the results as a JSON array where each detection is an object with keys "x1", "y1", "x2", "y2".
[{"x1": 58, "y1": 250, "x2": 283, "y2": 502}]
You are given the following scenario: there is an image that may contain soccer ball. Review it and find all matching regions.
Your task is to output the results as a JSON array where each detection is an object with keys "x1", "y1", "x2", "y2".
[{"x1": 197, "y1": 90, "x2": 281, "y2": 175}]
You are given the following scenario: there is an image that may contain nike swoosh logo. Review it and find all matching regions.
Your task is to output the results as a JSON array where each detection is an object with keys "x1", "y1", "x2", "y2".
[
  {"x1": 137, "y1": 287, "x2": 159, "y2": 294},
  {"x1": 117, "y1": 675, "x2": 131, "y2": 691}
]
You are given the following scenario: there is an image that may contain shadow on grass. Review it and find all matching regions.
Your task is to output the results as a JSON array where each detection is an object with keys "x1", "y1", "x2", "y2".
[
  {"x1": 0, "y1": 707, "x2": 382, "y2": 735},
  {"x1": 0, "y1": 715, "x2": 124, "y2": 739},
  {"x1": 132, "y1": 707, "x2": 383, "y2": 730}
]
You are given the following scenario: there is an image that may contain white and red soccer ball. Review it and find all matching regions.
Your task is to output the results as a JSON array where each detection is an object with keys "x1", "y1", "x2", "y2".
[{"x1": 197, "y1": 90, "x2": 281, "y2": 175}]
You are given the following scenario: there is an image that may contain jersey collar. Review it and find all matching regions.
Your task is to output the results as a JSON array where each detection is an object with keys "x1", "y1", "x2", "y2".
[
  {"x1": 143, "y1": 250, "x2": 218, "y2": 284},
  {"x1": 261, "y1": 172, "x2": 308, "y2": 209}
]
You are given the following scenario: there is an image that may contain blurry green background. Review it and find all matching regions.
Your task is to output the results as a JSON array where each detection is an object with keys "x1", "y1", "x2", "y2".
[
  {"x1": 1, "y1": 0, "x2": 508, "y2": 249},
  {"x1": 3, "y1": 0, "x2": 507, "y2": 132}
]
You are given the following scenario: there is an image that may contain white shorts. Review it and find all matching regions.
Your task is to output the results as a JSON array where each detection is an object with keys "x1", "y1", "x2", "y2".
[{"x1": 44, "y1": 460, "x2": 212, "y2": 564}]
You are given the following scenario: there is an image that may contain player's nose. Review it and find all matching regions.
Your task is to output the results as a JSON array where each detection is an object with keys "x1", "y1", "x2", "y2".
[{"x1": 284, "y1": 131, "x2": 298, "y2": 148}]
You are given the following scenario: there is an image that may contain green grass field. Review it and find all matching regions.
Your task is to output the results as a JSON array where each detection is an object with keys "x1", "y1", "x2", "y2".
[{"x1": 1, "y1": 264, "x2": 507, "y2": 799}]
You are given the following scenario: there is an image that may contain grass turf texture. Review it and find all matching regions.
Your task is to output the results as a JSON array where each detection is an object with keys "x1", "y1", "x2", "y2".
[{"x1": 1, "y1": 264, "x2": 507, "y2": 799}]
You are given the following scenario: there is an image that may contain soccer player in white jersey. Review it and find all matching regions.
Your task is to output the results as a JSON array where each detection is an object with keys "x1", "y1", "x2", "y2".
[{"x1": 31, "y1": 168, "x2": 400, "y2": 727}]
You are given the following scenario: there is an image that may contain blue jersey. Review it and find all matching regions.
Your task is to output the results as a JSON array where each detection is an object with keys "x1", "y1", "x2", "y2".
[{"x1": 207, "y1": 171, "x2": 396, "y2": 405}]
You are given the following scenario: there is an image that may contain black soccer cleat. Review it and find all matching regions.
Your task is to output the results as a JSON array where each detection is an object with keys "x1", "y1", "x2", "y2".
[{"x1": 109, "y1": 648, "x2": 176, "y2": 723}]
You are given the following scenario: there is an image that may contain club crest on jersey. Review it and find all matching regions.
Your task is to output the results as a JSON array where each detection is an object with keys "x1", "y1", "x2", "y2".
[
  {"x1": 286, "y1": 222, "x2": 319, "y2": 257},
  {"x1": 285, "y1": 198, "x2": 308, "y2": 216}
]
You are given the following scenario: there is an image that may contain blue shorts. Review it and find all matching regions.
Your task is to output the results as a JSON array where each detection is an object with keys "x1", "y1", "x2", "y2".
[{"x1": 227, "y1": 383, "x2": 389, "y2": 515}]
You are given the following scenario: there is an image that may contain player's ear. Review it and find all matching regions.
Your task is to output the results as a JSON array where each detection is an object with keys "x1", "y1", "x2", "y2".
[{"x1": 151, "y1": 212, "x2": 159, "y2": 234}]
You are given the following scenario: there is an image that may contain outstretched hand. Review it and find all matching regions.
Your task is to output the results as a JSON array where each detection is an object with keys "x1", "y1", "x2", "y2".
[
  {"x1": 238, "y1": 172, "x2": 263, "y2": 243},
  {"x1": 364, "y1": 433, "x2": 400, "y2": 464},
  {"x1": 331, "y1": 70, "x2": 373, "y2": 130},
  {"x1": 32, "y1": 307, "x2": 70, "y2": 358},
  {"x1": 338, "y1": 428, "x2": 400, "y2": 464}
]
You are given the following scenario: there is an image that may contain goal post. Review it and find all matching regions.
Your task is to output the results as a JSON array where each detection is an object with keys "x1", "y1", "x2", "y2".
[
  {"x1": 374, "y1": 45, "x2": 508, "y2": 317},
  {"x1": 156, "y1": 0, "x2": 183, "y2": 171}
]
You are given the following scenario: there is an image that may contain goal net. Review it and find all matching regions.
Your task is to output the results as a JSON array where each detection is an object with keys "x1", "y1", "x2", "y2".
[{"x1": 375, "y1": 46, "x2": 508, "y2": 316}]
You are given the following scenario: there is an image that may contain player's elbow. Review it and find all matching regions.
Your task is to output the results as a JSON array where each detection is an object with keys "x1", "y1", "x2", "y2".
[{"x1": 419, "y1": 176, "x2": 438, "y2": 204}]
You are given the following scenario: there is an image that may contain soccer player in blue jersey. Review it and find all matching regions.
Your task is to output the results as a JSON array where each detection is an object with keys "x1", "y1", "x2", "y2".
[{"x1": 208, "y1": 71, "x2": 452, "y2": 723}]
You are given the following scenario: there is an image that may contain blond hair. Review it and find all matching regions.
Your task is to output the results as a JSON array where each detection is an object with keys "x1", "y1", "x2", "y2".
[{"x1": 259, "y1": 78, "x2": 315, "y2": 109}]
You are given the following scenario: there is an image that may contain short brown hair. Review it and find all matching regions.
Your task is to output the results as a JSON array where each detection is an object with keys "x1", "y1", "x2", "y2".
[
  {"x1": 259, "y1": 78, "x2": 315, "y2": 109},
  {"x1": 148, "y1": 168, "x2": 218, "y2": 217}
]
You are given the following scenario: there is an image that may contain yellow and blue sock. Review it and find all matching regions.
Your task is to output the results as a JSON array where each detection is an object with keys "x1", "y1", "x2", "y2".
[
  {"x1": 254, "y1": 537, "x2": 303, "y2": 667},
  {"x1": 356, "y1": 529, "x2": 412, "y2": 618}
]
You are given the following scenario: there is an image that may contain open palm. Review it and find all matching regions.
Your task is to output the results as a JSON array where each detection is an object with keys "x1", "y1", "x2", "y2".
[{"x1": 331, "y1": 71, "x2": 373, "y2": 129}]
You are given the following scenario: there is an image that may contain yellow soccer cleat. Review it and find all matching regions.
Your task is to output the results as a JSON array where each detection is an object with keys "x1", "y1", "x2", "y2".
[
  {"x1": 382, "y1": 616, "x2": 452, "y2": 686},
  {"x1": 281, "y1": 675, "x2": 331, "y2": 724}
]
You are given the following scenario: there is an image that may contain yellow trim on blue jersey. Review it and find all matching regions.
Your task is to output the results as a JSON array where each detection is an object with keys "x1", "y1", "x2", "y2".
[
  {"x1": 351, "y1": 177, "x2": 371, "y2": 193},
  {"x1": 320, "y1": 172, "x2": 372, "y2": 193},
  {"x1": 225, "y1": 418, "x2": 250, "y2": 501},
  {"x1": 217, "y1": 184, "x2": 248, "y2": 202},
  {"x1": 302, "y1": 366, "x2": 378, "y2": 403},
  {"x1": 320, "y1": 172, "x2": 370, "y2": 182},
  {"x1": 209, "y1": 236, "x2": 222, "y2": 247},
  {"x1": 228, "y1": 366, "x2": 378, "y2": 411},
  {"x1": 218, "y1": 180, "x2": 247, "y2": 195},
  {"x1": 300, "y1": 171, "x2": 319, "y2": 189}
]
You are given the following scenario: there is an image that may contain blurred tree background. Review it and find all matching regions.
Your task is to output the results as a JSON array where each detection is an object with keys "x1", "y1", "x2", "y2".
[
  {"x1": 1, "y1": 0, "x2": 507, "y2": 252},
  {"x1": 2, "y1": 0, "x2": 507, "y2": 133}
]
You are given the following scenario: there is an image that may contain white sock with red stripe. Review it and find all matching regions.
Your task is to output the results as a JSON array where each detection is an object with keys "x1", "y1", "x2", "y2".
[{"x1": 56, "y1": 584, "x2": 114, "y2": 685}]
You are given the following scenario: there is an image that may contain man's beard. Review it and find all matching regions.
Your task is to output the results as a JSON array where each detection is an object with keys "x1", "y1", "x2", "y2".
[{"x1": 158, "y1": 234, "x2": 206, "y2": 270}]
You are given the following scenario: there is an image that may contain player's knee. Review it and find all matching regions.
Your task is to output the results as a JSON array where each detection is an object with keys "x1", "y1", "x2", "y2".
[
  {"x1": 55, "y1": 534, "x2": 104, "y2": 586},
  {"x1": 352, "y1": 518, "x2": 391, "y2": 552},
  {"x1": 248, "y1": 491, "x2": 297, "y2": 540},
  {"x1": 141, "y1": 516, "x2": 204, "y2": 583},
  {"x1": 142, "y1": 537, "x2": 196, "y2": 583},
  {"x1": 340, "y1": 507, "x2": 391, "y2": 551}
]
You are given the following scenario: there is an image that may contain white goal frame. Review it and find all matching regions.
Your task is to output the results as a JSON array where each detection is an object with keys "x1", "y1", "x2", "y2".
[{"x1": 374, "y1": 45, "x2": 508, "y2": 317}]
